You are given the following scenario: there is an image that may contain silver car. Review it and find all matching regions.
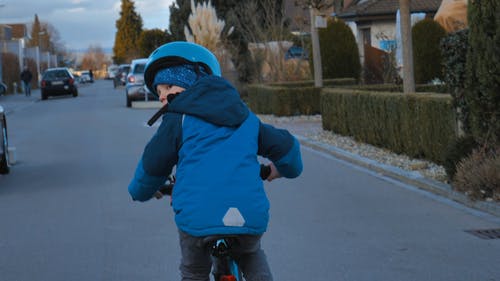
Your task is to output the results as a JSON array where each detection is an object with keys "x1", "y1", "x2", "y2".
[{"x1": 125, "y1": 58, "x2": 157, "y2": 107}]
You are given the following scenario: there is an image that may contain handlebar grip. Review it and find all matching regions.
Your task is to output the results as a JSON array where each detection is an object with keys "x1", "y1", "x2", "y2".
[
  {"x1": 260, "y1": 164, "x2": 271, "y2": 180},
  {"x1": 159, "y1": 183, "x2": 173, "y2": 196}
]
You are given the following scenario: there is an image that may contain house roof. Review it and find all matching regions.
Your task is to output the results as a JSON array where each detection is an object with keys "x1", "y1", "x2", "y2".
[
  {"x1": 339, "y1": 0, "x2": 442, "y2": 20},
  {"x1": 8, "y1": 23, "x2": 29, "y2": 39}
]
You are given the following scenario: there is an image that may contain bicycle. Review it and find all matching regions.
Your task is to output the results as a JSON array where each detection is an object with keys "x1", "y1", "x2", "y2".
[{"x1": 158, "y1": 164, "x2": 272, "y2": 281}]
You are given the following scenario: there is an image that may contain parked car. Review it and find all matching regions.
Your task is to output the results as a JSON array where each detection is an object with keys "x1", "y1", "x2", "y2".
[
  {"x1": 0, "y1": 104, "x2": 9, "y2": 174},
  {"x1": 285, "y1": 46, "x2": 309, "y2": 60},
  {"x1": 0, "y1": 81, "x2": 6, "y2": 96},
  {"x1": 40, "y1": 67, "x2": 78, "y2": 100},
  {"x1": 107, "y1": 65, "x2": 119, "y2": 80},
  {"x1": 79, "y1": 70, "x2": 93, "y2": 83},
  {"x1": 125, "y1": 58, "x2": 157, "y2": 107},
  {"x1": 113, "y1": 64, "x2": 130, "y2": 88}
]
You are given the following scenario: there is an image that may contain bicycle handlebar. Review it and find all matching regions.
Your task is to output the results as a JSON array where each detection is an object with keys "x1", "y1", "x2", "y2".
[{"x1": 158, "y1": 164, "x2": 271, "y2": 196}]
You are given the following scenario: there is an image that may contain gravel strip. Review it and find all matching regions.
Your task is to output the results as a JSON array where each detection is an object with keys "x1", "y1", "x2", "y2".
[{"x1": 258, "y1": 114, "x2": 448, "y2": 183}]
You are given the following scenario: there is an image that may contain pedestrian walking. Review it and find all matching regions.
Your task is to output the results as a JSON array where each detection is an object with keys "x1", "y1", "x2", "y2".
[{"x1": 20, "y1": 67, "x2": 33, "y2": 97}]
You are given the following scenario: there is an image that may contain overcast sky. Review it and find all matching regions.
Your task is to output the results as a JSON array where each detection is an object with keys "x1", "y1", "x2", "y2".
[{"x1": 0, "y1": 0, "x2": 176, "y2": 51}]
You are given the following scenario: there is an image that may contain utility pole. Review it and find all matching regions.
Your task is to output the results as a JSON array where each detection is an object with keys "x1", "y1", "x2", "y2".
[
  {"x1": 310, "y1": 6, "x2": 323, "y2": 88},
  {"x1": 399, "y1": 0, "x2": 415, "y2": 93}
]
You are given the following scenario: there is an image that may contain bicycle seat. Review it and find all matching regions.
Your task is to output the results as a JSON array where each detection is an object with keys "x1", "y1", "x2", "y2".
[
  {"x1": 203, "y1": 235, "x2": 240, "y2": 257},
  {"x1": 202, "y1": 235, "x2": 239, "y2": 244}
]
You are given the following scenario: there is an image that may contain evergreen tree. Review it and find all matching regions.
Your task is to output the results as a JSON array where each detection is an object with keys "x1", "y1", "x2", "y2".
[
  {"x1": 28, "y1": 14, "x2": 42, "y2": 48},
  {"x1": 169, "y1": 0, "x2": 195, "y2": 41},
  {"x1": 316, "y1": 19, "x2": 360, "y2": 80},
  {"x1": 138, "y1": 29, "x2": 172, "y2": 58},
  {"x1": 113, "y1": 0, "x2": 143, "y2": 64},
  {"x1": 464, "y1": 0, "x2": 500, "y2": 145},
  {"x1": 412, "y1": 19, "x2": 446, "y2": 84}
]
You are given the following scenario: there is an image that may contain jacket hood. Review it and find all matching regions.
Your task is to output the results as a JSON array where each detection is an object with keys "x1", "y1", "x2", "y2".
[{"x1": 166, "y1": 75, "x2": 249, "y2": 127}]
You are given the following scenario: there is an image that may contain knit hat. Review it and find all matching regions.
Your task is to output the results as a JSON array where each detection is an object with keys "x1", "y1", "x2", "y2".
[{"x1": 153, "y1": 64, "x2": 205, "y2": 90}]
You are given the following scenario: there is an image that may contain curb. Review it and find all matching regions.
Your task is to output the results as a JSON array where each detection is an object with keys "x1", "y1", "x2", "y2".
[{"x1": 295, "y1": 135, "x2": 500, "y2": 218}]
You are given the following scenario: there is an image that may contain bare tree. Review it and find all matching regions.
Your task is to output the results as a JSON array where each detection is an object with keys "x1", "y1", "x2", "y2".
[
  {"x1": 81, "y1": 45, "x2": 111, "y2": 76},
  {"x1": 293, "y1": 1, "x2": 333, "y2": 87},
  {"x1": 230, "y1": 0, "x2": 294, "y2": 82}
]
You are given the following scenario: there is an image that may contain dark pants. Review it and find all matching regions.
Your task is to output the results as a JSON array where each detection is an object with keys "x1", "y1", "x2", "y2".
[
  {"x1": 22, "y1": 81, "x2": 31, "y2": 96},
  {"x1": 178, "y1": 230, "x2": 273, "y2": 281}
]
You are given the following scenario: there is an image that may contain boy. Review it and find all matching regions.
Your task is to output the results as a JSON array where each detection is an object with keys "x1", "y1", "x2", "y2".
[{"x1": 128, "y1": 41, "x2": 302, "y2": 281}]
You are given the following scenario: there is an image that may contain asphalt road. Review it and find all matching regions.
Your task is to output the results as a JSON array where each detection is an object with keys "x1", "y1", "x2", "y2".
[{"x1": 0, "y1": 80, "x2": 499, "y2": 281}]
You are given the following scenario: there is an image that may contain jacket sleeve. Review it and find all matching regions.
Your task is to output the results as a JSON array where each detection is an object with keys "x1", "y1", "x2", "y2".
[
  {"x1": 128, "y1": 113, "x2": 183, "y2": 201},
  {"x1": 257, "y1": 121, "x2": 303, "y2": 178}
]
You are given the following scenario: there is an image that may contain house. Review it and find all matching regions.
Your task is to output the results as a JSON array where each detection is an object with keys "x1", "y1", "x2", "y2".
[
  {"x1": 338, "y1": 0, "x2": 441, "y2": 50},
  {"x1": 283, "y1": 0, "x2": 334, "y2": 35},
  {"x1": 337, "y1": 0, "x2": 442, "y2": 82}
]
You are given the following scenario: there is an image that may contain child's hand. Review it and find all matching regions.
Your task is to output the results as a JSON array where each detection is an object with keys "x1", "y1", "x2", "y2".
[
  {"x1": 266, "y1": 162, "x2": 281, "y2": 182},
  {"x1": 154, "y1": 191, "x2": 164, "y2": 199}
]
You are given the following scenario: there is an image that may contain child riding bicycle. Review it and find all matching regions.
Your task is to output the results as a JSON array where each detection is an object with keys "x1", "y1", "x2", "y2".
[{"x1": 128, "y1": 41, "x2": 303, "y2": 281}]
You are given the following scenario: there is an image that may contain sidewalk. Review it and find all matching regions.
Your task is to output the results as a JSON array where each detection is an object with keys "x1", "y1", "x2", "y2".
[
  {"x1": 260, "y1": 114, "x2": 500, "y2": 218},
  {"x1": 0, "y1": 92, "x2": 39, "y2": 114}
]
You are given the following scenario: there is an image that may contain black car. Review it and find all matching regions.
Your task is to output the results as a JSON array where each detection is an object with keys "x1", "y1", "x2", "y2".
[{"x1": 40, "y1": 68, "x2": 78, "y2": 100}]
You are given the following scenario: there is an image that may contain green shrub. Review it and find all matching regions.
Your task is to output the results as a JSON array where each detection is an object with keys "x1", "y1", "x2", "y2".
[
  {"x1": 412, "y1": 19, "x2": 447, "y2": 84},
  {"x1": 441, "y1": 29, "x2": 469, "y2": 134},
  {"x1": 314, "y1": 18, "x2": 361, "y2": 81},
  {"x1": 443, "y1": 136, "x2": 478, "y2": 180},
  {"x1": 452, "y1": 146, "x2": 500, "y2": 201},
  {"x1": 340, "y1": 84, "x2": 449, "y2": 93},
  {"x1": 465, "y1": 0, "x2": 500, "y2": 145},
  {"x1": 246, "y1": 84, "x2": 321, "y2": 116},
  {"x1": 321, "y1": 88, "x2": 457, "y2": 164},
  {"x1": 267, "y1": 78, "x2": 356, "y2": 88}
]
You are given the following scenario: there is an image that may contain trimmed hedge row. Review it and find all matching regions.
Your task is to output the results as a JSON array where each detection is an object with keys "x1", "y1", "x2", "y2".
[
  {"x1": 342, "y1": 83, "x2": 449, "y2": 93},
  {"x1": 246, "y1": 78, "x2": 357, "y2": 116},
  {"x1": 246, "y1": 84, "x2": 321, "y2": 116},
  {"x1": 321, "y1": 88, "x2": 457, "y2": 164},
  {"x1": 267, "y1": 78, "x2": 357, "y2": 88}
]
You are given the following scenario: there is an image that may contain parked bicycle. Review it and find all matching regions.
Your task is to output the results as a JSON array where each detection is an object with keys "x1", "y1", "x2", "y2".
[{"x1": 157, "y1": 165, "x2": 272, "y2": 281}]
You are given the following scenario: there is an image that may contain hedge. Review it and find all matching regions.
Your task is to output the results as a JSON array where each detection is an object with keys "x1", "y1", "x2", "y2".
[
  {"x1": 341, "y1": 83, "x2": 449, "y2": 93},
  {"x1": 246, "y1": 78, "x2": 357, "y2": 116},
  {"x1": 321, "y1": 88, "x2": 457, "y2": 164},
  {"x1": 267, "y1": 78, "x2": 356, "y2": 88},
  {"x1": 246, "y1": 84, "x2": 321, "y2": 116}
]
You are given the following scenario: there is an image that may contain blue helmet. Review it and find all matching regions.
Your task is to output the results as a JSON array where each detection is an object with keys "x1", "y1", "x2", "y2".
[{"x1": 144, "y1": 41, "x2": 221, "y2": 95}]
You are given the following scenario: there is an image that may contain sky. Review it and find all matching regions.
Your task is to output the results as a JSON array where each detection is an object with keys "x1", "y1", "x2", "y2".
[{"x1": 0, "y1": 0, "x2": 176, "y2": 51}]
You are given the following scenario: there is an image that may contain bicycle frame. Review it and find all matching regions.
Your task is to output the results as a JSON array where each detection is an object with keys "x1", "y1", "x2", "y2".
[{"x1": 211, "y1": 238, "x2": 242, "y2": 281}]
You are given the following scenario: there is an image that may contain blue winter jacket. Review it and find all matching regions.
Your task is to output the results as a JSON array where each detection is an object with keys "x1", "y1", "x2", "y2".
[{"x1": 128, "y1": 75, "x2": 302, "y2": 237}]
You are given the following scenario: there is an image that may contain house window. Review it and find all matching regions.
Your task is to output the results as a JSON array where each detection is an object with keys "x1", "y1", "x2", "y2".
[{"x1": 361, "y1": 28, "x2": 371, "y2": 46}]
